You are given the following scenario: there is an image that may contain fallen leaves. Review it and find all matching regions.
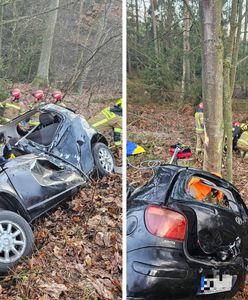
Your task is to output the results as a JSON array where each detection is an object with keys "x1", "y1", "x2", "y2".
[
  {"x1": 0, "y1": 174, "x2": 122, "y2": 300},
  {"x1": 128, "y1": 101, "x2": 248, "y2": 300}
]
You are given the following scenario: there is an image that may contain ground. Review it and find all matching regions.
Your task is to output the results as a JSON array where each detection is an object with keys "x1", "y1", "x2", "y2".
[
  {"x1": 127, "y1": 100, "x2": 248, "y2": 300},
  {"x1": 0, "y1": 84, "x2": 122, "y2": 299}
]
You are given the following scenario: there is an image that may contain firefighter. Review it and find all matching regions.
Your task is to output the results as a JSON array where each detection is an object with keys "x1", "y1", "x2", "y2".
[
  {"x1": 51, "y1": 90, "x2": 66, "y2": 107},
  {"x1": 195, "y1": 102, "x2": 205, "y2": 155},
  {"x1": 0, "y1": 88, "x2": 26, "y2": 124},
  {"x1": 233, "y1": 119, "x2": 248, "y2": 150},
  {"x1": 237, "y1": 130, "x2": 248, "y2": 158},
  {"x1": 88, "y1": 98, "x2": 122, "y2": 147}
]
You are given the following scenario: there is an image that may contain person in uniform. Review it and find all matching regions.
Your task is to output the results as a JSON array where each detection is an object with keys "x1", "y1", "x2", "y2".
[{"x1": 88, "y1": 98, "x2": 122, "y2": 147}]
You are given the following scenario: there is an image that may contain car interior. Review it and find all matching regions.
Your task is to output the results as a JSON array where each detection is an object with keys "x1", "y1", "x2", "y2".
[
  {"x1": 187, "y1": 176, "x2": 239, "y2": 213},
  {"x1": 0, "y1": 111, "x2": 62, "y2": 159}
]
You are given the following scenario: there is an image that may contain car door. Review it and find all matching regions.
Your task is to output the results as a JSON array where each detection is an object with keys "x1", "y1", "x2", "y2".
[
  {"x1": 5, "y1": 155, "x2": 85, "y2": 220},
  {"x1": 50, "y1": 116, "x2": 94, "y2": 174}
]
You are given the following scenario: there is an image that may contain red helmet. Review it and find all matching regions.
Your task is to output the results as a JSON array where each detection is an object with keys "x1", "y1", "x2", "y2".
[
  {"x1": 234, "y1": 121, "x2": 240, "y2": 127},
  {"x1": 52, "y1": 90, "x2": 62, "y2": 102},
  {"x1": 12, "y1": 88, "x2": 21, "y2": 100},
  {"x1": 198, "y1": 102, "x2": 204, "y2": 110},
  {"x1": 33, "y1": 90, "x2": 44, "y2": 101}
]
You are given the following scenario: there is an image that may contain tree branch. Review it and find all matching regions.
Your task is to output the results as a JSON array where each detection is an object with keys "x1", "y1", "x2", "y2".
[{"x1": 0, "y1": 0, "x2": 80, "y2": 26}]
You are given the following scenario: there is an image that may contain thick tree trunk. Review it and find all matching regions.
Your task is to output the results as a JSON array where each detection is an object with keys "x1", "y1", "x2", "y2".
[
  {"x1": 200, "y1": 0, "x2": 224, "y2": 174},
  {"x1": 33, "y1": 0, "x2": 60, "y2": 87}
]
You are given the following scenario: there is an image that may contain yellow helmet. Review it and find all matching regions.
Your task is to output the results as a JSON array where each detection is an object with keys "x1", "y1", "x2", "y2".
[{"x1": 115, "y1": 98, "x2": 122, "y2": 108}]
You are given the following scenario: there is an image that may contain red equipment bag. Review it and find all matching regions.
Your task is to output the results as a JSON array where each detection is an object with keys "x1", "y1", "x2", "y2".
[{"x1": 169, "y1": 143, "x2": 192, "y2": 159}]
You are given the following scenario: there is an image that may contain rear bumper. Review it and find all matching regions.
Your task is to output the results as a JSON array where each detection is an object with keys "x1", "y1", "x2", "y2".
[{"x1": 127, "y1": 247, "x2": 245, "y2": 300}]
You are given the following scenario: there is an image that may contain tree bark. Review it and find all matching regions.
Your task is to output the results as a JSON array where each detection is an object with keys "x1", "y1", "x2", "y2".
[
  {"x1": 0, "y1": 2, "x2": 3, "y2": 59},
  {"x1": 223, "y1": 0, "x2": 243, "y2": 182},
  {"x1": 181, "y1": 0, "x2": 190, "y2": 103},
  {"x1": 150, "y1": 0, "x2": 158, "y2": 56},
  {"x1": 33, "y1": 0, "x2": 60, "y2": 87},
  {"x1": 200, "y1": 0, "x2": 224, "y2": 174},
  {"x1": 135, "y1": 0, "x2": 139, "y2": 40}
]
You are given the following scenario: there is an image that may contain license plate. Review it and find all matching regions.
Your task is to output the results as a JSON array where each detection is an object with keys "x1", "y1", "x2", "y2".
[{"x1": 197, "y1": 274, "x2": 234, "y2": 295}]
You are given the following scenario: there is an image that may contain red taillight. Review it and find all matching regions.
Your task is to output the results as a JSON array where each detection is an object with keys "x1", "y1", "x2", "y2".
[{"x1": 145, "y1": 205, "x2": 187, "y2": 241}]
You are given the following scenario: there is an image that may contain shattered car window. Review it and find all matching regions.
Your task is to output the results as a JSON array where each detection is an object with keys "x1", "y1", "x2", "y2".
[{"x1": 172, "y1": 172, "x2": 239, "y2": 214}]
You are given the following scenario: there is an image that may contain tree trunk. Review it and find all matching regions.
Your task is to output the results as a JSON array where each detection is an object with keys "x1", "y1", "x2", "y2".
[
  {"x1": 0, "y1": 3, "x2": 3, "y2": 59},
  {"x1": 33, "y1": 0, "x2": 60, "y2": 87},
  {"x1": 181, "y1": 0, "x2": 190, "y2": 102},
  {"x1": 200, "y1": 0, "x2": 224, "y2": 174},
  {"x1": 135, "y1": 0, "x2": 139, "y2": 40},
  {"x1": 150, "y1": 0, "x2": 158, "y2": 56},
  {"x1": 223, "y1": 0, "x2": 243, "y2": 182},
  {"x1": 242, "y1": 0, "x2": 248, "y2": 92}
]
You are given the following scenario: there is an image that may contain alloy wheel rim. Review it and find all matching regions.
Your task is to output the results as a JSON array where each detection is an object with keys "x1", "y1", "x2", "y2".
[
  {"x1": 0, "y1": 220, "x2": 26, "y2": 264},
  {"x1": 98, "y1": 148, "x2": 114, "y2": 173}
]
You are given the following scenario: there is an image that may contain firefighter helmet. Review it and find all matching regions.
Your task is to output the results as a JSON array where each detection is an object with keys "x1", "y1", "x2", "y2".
[
  {"x1": 12, "y1": 88, "x2": 21, "y2": 100},
  {"x1": 33, "y1": 90, "x2": 44, "y2": 101},
  {"x1": 52, "y1": 90, "x2": 62, "y2": 102}
]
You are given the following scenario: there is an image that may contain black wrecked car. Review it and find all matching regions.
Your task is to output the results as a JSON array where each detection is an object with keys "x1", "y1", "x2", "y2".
[
  {"x1": 0, "y1": 104, "x2": 115, "y2": 272},
  {"x1": 127, "y1": 165, "x2": 248, "y2": 300}
]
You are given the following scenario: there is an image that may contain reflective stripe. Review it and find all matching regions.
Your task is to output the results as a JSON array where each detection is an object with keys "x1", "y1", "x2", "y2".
[
  {"x1": 195, "y1": 112, "x2": 204, "y2": 132},
  {"x1": 29, "y1": 121, "x2": 40, "y2": 126},
  {"x1": 101, "y1": 107, "x2": 116, "y2": 120},
  {"x1": 92, "y1": 118, "x2": 108, "y2": 128},
  {"x1": 240, "y1": 123, "x2": 248, "y2": 131},
  {"x1": 238, "y1": 132, "x2": 248, "y2": 146},
  {"x1": 4, "y1": 103, "x2": 21, "y2": 110},
  {"x1": 114, "y1": 127, "x2": 122, "y2": 133},
  {"x1": 238, "y1": 139, "x2": 248, "y2": 146}
]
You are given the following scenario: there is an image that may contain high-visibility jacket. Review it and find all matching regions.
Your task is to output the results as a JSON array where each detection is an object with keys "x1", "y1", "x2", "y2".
[
  {"x1": 188, "y1": 177, "x2": 223, "y2": 201},
  {"x1": 237, "y1": 131, "x2": 248, "y2": 149},
  {"x1": 0, "y1": 101, "x2": 23, "y2": 123},
  {"x1": 195, "y1": 108, "x2": 204, "y2": 134},
  {"x1": 240, "y1": 123, "x2": 248, "y2": 131},
  {"x1": 88, "y1": 103, "x2": 122, "y2": 147}
]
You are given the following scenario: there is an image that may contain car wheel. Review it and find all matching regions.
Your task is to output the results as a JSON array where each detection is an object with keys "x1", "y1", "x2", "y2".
[
  {"x1": 0, "y1": 210, "x2": 34, "y2": 273},
  {"x1": 92, "y1": 142, "x2": 115, "y2": 176}
]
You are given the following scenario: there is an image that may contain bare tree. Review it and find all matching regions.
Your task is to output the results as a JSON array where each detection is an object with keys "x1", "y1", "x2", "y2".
[
  {"x1": 181, "y1": 0, "x2": 190, "y2": 102},
  {"x1": 32, "y1": 0, "x2": 60, "y2": 87},
  {"x1": 223, "y1": 0, "x2": 243, "y2": 182}
]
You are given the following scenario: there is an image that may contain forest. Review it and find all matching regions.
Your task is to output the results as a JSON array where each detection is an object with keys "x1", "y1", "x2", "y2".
[
  {"x1": 0, "y1": 1, "x2": 122, "y2": 299},
  {"x1": 127, "y1": 0, "x2": 248, "y2": 179},
  {"x1": 127, "y1": 1, "x2": 248, "y2": 298},
  {"x1": 0, "y1": 0, "x2": 121, "y2": 100}
]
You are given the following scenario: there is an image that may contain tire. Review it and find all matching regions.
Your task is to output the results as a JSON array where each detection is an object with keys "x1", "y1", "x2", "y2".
[
  {"x1": 0, "y1": 210, "x2": 34, "y2": 273},
  {"x1": 92, "y1": 142, "x2": 115, "y2": 177}
]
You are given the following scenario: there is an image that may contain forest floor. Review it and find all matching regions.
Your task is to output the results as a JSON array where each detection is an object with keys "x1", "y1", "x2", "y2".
[
  {"x1": 127, "y1": 101, "x2": 248, "y2": 300},
  {"x1": 0, "y1": 84, "x2": 122, "y2": 300}
]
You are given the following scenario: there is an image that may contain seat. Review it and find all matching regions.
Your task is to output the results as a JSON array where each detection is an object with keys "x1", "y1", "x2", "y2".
[{"x1": 28, "y1": 112, "x2": 60, "y2": 146}]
